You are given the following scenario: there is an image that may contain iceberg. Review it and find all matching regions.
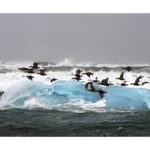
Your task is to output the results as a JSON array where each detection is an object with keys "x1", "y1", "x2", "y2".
[{"x1": 0, "y1": 80, "x2": 150, "y2": 110}]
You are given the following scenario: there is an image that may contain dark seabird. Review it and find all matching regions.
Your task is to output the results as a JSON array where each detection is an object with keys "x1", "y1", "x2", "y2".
[
  {"x1": 37, "y1": 69, "x2": 47, "y2": 76},
  {"x1": 85, "y1": 82, "x2": 95, "y2": 91},
  {"x1": 51, "y1": 78, "x2": 58, "y2": 83},
  {"x1": 131, "y1": 76, "x2": 143, "y2": 86},
  {"x1": 97, "y1": 89, "x2": 107, "y2": 99},
  {"x1": 116, "y1": 72, "x2": 125, "y2": 80},
  {"x1": 122, "y1": 66, "x2": 132, "y2": 72},
  {"x1": 24, "y1": 69, "x2": 34, "y2": 73},
  {"x1": 26, "y1": 75, "x2": 34, "y2": 81},
  {"x1": 100, "y1": 78, "x2": 109, "y2": 85},
  {"x1": 72, "y1": 73, "x2": 82, "y2": 81},
  {"x1": 30, "y1": 62, "x2": 39, "y2": 69},
  {"x1": 72, "y1": 76, "x2": 81, "y2": 81},
  {"x1": 120, "y1": 81, "x2": 128, "y2": 86},
  {"x1": 99, "y1": 78, "x2": 113, "y2": 86},
  {"x1": 74, "y1": 74, "x2": 82, "y2": 78},
  {"x1": 85, "y1": 82, "x2": 106, "y2": 98},
  {"x1": 18, "y1": 67, "x2": 34, "y2": 73},
  {"x1": 76, "y1": 69, "x2": 82, "y2": 74},
  {"x1": 142, "y1": 82, "x2": 149, "y2": 86},
  {"x1": 18, "y1": 67, "x2": 29, "y2": 71},
  {"x1": 26, "y1": 69, "x2": 35, "y2": 73},
  {"x1": 82, "y1": 72, "x2": 93, "y2": 77}
]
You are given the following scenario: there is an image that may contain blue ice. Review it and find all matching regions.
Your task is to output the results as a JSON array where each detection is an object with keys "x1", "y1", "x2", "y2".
[{"x1": 1, "y1": 80, "x2": 150, "y2": 110}]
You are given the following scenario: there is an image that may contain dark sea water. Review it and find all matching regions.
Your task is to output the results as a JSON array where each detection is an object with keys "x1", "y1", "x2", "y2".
[{"x1": 0, "y1": 109, "x2": 150, "y2": 136}]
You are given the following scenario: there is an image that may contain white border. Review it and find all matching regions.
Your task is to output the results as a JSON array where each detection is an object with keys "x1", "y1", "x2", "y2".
[
  {"x1": 0, "y1": 137, "x2": 149, "y2": 150},
  {"x1": 0, "y1": 0, "x2": 150, "y2": 13},
  {"x1": 0, "y1": 0, "x2": 150, "y2": 150}
]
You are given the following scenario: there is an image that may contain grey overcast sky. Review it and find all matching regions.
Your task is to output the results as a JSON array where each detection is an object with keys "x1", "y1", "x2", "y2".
[{"x1": 0, "y1": 14, "x2": 150, "y2": 64}]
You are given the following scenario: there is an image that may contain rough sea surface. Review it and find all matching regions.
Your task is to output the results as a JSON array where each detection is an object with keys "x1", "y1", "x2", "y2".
[{"x1": 0, "y1": 109, "x2": 150, "y2": 136}]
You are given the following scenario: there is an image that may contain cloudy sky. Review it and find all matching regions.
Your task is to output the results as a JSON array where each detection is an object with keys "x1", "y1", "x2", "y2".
[{"x1": 0, "y1": 14, "x2": 150, "y2": 64}]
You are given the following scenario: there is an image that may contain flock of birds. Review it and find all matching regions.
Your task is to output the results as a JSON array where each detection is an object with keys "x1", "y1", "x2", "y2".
[
  {"x1": 18, "y1": 62, "x2": 150, "y2": 99},
  {"x1": 18, "y1": 62, "x2": 57, "y2": 82}
]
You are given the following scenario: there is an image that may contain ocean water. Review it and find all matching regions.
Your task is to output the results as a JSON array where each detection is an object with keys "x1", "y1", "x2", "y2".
[{"x1": 0, "y1": 59, "x2": 150, "y2": 136}]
